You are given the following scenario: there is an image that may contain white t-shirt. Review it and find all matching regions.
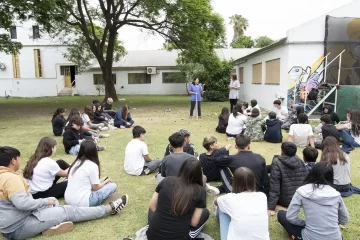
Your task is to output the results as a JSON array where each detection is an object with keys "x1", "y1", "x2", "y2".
[
  {"x1": 229, "y1": 80, "x2": 240, "y2": 99},
  {"x1": 346, "y1": 123, "x2": 360, "y2": 145},
  {"x1": 226, "y1": 113, "x2": 247, "y2": 135},
  {"x1": 82, "y1": 113, "x2": 91, "y2": 127},
  {"x1": 275, "y1": 106, "x2": 288, "y2": 120},
  {"x1": 289, "y1": 124, "x2": 314, "y2": 147},
  {"x1": 65, "y1": 160, "x2": 100, "y2": 207},
  {"x1": 124, "y1": 139, "x2": 149, "y2": 176},
  {"x1": 27, "y1": 157, "x2": 60, "y2": 194},
  {"x1": 217, "y1": 192, "x2": 270, "y2": 240}
]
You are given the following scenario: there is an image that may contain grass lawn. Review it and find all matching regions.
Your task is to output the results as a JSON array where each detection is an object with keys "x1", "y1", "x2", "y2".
[{"x1": 0, "y1": 95, "x2": 359, "y2": 240}]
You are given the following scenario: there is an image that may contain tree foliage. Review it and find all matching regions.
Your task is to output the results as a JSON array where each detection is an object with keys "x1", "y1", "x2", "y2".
[
  {"x1": 231, "y1": 36, "x2": 254, "y2": 49},
  {"x1": 254, "y1": 36, "x2": 275, "y2": 48},
  {"x1": 229, "y1": 14, "x2": 249, "y2": 40}
]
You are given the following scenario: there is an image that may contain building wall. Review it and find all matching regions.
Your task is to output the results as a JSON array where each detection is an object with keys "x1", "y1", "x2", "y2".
[{"x1": 236, "y1": 45, "x2": 289, "y2": 111}]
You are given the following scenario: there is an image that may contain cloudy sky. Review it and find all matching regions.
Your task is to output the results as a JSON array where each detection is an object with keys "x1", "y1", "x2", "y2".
[{"x1": 118, "y1": 0, "x2": 353, "y2": 50}]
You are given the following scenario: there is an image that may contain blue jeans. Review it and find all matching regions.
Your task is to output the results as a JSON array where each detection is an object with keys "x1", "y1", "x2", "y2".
[
  {"x1": 339, "y1": 130, "x2": 360, "y2": 153},
  {"x1": 69, "y1": 144, "x2": 81, "y2": 155},
  {"x1": 89, "y1": 182, "x2": 117, "y2": 206},
  {"x1": 215, "y1": 205, "x2": 231, "y2": 240}
]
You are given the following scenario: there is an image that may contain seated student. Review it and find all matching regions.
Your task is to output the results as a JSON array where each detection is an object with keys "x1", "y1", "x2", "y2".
[
  {"x1": 226, "y1": 104, "x2": 247, "y2": 138},
  {"x1": 124, "y1": 126, "x2": 161, "y2": 176},
  {"x1": 0, "y1": 146, "x2": 128, "y2": 240},
  {"x1": 52, "y1": 108, "x2": 66, "y2": 136},
  {"x1": 214, "y1": 167, "x2": 270, "y2": 240},
  {"x1": 288, "y1": 113, "x2": 315, "y2": 148},
  {"x1": 244, "y1": 99, "x2": 261, "y2": 117},
  {"x1": 314, "y1": 114, "x2": 341, "y2": 148},
  {"x1": 336, "y1": 109, "x2": 360, "y2": 153},
  {"x1": 268, "y1": 142, "x2": 308, "y2": 216},
  {"x1": 82, "y1": 105, "x2": 108, "y2": 131},
  {"x1": 114, "y1": 104, "x2": 135, "y2": 129},
  {"x1": 264, "y1": 111, "x2": 283, "y2": 143},
  {"x1": 103, "y1": 97, "x2": 116, "y2": 118},
  {"x1": 164, "y1": 129, "x2": 196, "y2": 157},
  {"x1": 216, "y1": 107, "x2": 230, "y2": 134},
  {"x1": 92, "y1": 104, "x2": 110, "y2": 125},
  {"x1": 273, "y1": 99, "x2": 288, "y2": 121},
  {"x1": 281, "y1": 105, "x2": 304, "y2": 131},
  {"x1": 24, "y1": 137, "x2": 69, "y2": 199},
  {"x1": 98, "y1": 103, "x2": 114, "y2": 121},
  {"x1": 339, "y1": 108, "x2": 351, "y2": 124},
  {"x1": 214, "y1": 135, "x2": 268, "y2": 194},
  {"x1": 245, "y1": 108, "x2": 265, "y2": 142},
  {"x1": 323, "y1": 105, "x2": 340, "y2": 124},
  {"x1": 242, "y1": 102, "x2": 251, "y2": 116},
  {"x1": 302, "y1": 147, "x2": 318, "y2": 172},
  {"x1": 63, "y1": 117, "x2": 106, "y2": 155},
  {"x1": 147, "y1": 159, "x2": 209, "y2": 240},
  {"x1": 65, "y1": 141, "x2": 117, "y2": 207},
  {"x1": 199, "y1": 136, "x2": 231, "y2": 182},
  {"x1": 277, "y1": 161, "x2": 349, "y2": 240}
]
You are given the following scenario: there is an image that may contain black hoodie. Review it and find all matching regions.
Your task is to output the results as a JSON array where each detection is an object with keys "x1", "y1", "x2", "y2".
[
  {"x1": 264, "y1": 119, "x2": 283, "y2": 143},
  {"x1": 323, "y1": 106, "x2": 340, "y2": 124},
  {"x1": 63, "y1": 127, "x2": 85, "y2": 154}
]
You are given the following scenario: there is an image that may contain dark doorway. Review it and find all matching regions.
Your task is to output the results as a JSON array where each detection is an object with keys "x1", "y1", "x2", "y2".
[{"x1": 70, "y1": 65, "x2": 76, "y2": 87}]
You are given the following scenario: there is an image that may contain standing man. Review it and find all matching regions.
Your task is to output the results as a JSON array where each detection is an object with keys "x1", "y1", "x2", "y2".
[{"x1": 229, "y1": 73, "x2": 240, "y2": 112}]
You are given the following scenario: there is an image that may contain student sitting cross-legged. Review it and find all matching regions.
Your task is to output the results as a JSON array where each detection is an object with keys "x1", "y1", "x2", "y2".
[
  {"x1": 52, "y1": 108, "x2": 66, "y2": 136},
  {"x1": 226, "y1": 104, "x2": 247, "y2": 138},
  {"x1": 0, "y1": 146, "x2": 128, "y2": 240},
  {"x1": 264, "y1": 111, "x2": 283, "y2": 143},
  {"x1": 302, "y1": 146, "x2": 318, "y2": 172},
  {"x1": 288, "y1": 113, "x2": 315, "y2": 148},
  {"x1": 245, "y1": 108, "x2": 265, "y2": 142},
  {"x1": 114, "y1": 104, "x2": 135, "y2": 129},
  {"x1": 214, "y1": 167, "x2": 270, "y2": 240},
  {"x1": 24, "y1": 137, "x2": 69, "y2": 199},
  {"x1": 216, "y1": 107, "x2": 230, "y2": 134},
  {"x1": 267, "y1": 142, "x2": 308, "y2": 216},
  {"x1": 147, "y1": 159, "x2": 210, "y2": 240},
  {"x1": 124, "y1": 126, "x2": 161, "y2": 176},
  {"x1": 277, "y1": 161, "x2": 349, "y2": 240},
  {"x1": 164, "y1": 129, "x2": 196, "y2": 157},
  {"x1": 65, "y1": 141, "x2": 119, "y2": 207}
]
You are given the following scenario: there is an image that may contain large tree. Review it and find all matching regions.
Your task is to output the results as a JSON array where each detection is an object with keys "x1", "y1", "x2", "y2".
[
  {"x1": 231, "y1": 35, "x2": 254, "y2": 48},
  {"x1": 229, "y1": 14, "x2": 248, "y2": 40},
  {"x1": 254, "y1": 36, "x2": 275, "y2": 48},
  {"x1": 34, "y1": 0, "x2": 225, "y2": 101}
]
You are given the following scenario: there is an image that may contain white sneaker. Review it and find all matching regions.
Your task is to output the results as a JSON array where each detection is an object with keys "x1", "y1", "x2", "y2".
[
  {"x1": 100, "y1": 134, "x2": 110, "y2": 138},
  {"x1": 42, "y1": 222, "x2": 74, "y2": 237},
  {"x1": 206, "y1": 183, "x2": 220, "y2": 196},
  {"x1": 110, "y1": 194, "x2": 129, "y2": 215},
  {"x1": 100, "y1": 126, "x2": 109, "y2": 131}
]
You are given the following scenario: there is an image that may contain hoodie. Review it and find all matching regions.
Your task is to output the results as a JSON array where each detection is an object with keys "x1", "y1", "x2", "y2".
[
  {"x1": 286, "y1": 184, "x2": 349, "y2": 240},
  {"x1": 0, "y1": 167, "x2": 50, "y2": 234},
  {"x1": 268, "y1": 155, "x2": 308, "y2": 210},
  {"x1": 245, "y1": 116, "x2": 265, "y2": 141},
  {"x1": 264, "y1": 119, "x2": 282, "y2": 143},
  {"x1": 323, "y1": 106, "x2": 340, "y2": 124},
  {"x1": 63, "y1": 127, "x2": 85, "y2": 154}
]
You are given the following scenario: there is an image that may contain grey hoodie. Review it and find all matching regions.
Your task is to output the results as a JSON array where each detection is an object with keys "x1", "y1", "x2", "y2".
[{"x1": 286, "y1": 184, "x2": 349, "y2": 240}]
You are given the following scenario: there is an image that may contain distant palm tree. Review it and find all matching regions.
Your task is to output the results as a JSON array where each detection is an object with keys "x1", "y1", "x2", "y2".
[{"x1": 229, "y1": 14, "x2": 249, "y2": 39}]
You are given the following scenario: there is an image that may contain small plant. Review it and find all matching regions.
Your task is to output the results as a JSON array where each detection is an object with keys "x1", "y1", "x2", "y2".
[{"x1": 95, "y1": 84, "x2": 105, "y2": 96}]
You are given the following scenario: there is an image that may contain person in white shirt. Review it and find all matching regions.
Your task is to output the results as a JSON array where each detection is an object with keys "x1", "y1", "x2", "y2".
[
  {"x1": 273, "y1": 99, "x2": 288, "y2": 121},
  {"x1": 288, "y1": 113, "x2": 315, "y2": 148},
  {"x1": 226, "y1": 104, "x2": 247, "y2": 138},
  {"x1": 124, "y1": 126, "x2": 161, "y2": 176},
  {"x1": 228, "y1": 74, "x2": 240, "y2": 112},
  {"x1": 82, "y1": 105, "x2": 108, "y2": 131},
  {"x1": 65, "y1": 141, "x2": 118, "y2": 207},
  {"x1": 214, "y1": 167, "x2": 270, "y2": 240},
  {"x1": 24, "y1": 137, "x2": 70, "y2": 199},
  {"x1": 244, "y1": 100, "x2": 261, "y2": 116}
]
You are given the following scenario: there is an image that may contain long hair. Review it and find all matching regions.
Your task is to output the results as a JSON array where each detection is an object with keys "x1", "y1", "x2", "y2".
[
  {"x1": 69, "y1": 141, "x2": 100, "y2": 176},
  {"x1": 304, "y1": 161, "x2": 334, "y2": 192},
  {"x1": 83, "y1": 105, "x2": 94, "y2": 120},
  {"x1": 219, "y1": 107, "x2": 230, "y2": 123},
  {"x1": 350, "y1": 110, "x2": 360, "y2": 136},
  {"x1": 232, "y1": 103, "x2": 243, "y2": 118},
  {"x1": 122, "y1": 105, "x2": 130, "y2": 121},
  {"x1": 93, "y1": 103, "x2": 102, "y2": 115},
  {"x1": 51, "y1": 108, "x2": 65, "y2": 121},
  {"x1": 191, "y1": 77, "x2": 198, "y2": 85},
  {"x1": 232, "y1": 167, "x2": 256, "y2": 193},
  {"x1": 23, "y1": 137, "x2": 57, "y2": 179},
  {"x1": 67, "y1": 108, "x2": 80, "y2": 122},
  {"x1": 321, "y1": 137, "x2": 347, "y2": 165},
  {"x1": 172, "y1": 159, "x2": 203, "y2": 216}
]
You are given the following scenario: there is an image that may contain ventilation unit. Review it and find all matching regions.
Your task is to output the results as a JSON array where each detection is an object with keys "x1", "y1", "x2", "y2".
[{"x1": 147, "y1": 67, "x2": 157, "y2": 75}]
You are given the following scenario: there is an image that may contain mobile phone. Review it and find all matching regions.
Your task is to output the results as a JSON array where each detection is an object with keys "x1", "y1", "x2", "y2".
[{"x1": 104, "y1": 177, "x2": 109, "y2": 181}]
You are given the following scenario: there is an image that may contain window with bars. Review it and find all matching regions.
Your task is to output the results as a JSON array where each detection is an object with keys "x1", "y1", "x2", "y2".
[
  {"x1": 128, "y1": 73, "x2": 151, "y2": 84},
  {"x1": 252, "y1": 63, "x2": 262, "y2": 84},
  {"x1": 265, "y1": 58, "x2": 280, "y2": 85},
  {"x1": 10, "y1": 26, "x2": 17, "y2": 39},
  {"x1": 60, "y1": 66, "x2": 78, "y2": 75},
  {"x1": 33, "y1": 25, "x2": 40, "y2": 39},
  {"x1": 12, "y1": 54, "x2": 20, "y2": 78},
  {"x1": 162, "y1": 72, "x2": 185, "y2": 83},
  {"x1": 93, "y1": 74, "x2": 117, "y2": 85},
  {"x1": 33, "y1": 49, "x2": 42, "y2": 78}
]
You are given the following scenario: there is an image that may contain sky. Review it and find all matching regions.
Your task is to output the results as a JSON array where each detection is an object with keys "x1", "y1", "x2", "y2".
[{"x1": 118, "y1": 0, "x2": 353, "y2": 50}]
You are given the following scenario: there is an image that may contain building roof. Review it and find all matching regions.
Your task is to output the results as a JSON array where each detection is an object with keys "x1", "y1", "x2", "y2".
[{"x1": 89, "y1": 48, "x2": 259, "y2": 69}]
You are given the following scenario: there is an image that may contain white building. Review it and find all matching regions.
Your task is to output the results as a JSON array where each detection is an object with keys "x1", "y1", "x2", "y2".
[{"x1": 233, "y1": 0, "x2": 360, "y2": 111}]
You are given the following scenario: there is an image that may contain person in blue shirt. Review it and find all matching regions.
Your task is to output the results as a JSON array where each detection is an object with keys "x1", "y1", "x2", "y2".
[
  {"x1": 188, "y1": 78, "x2": 204, "y2": 119},
  {"x1": 114, "y1": 105, "x2": 135, "y2": 128}
]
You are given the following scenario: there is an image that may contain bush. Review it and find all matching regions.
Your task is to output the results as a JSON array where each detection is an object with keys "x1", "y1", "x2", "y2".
[{"x1": 203, "y1": 90, "x2": 227, "y2": 102}]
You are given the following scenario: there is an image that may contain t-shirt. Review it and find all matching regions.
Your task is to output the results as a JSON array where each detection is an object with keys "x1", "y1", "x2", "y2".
[
  {"x1": 188, "y1": 84, "x2": 202, "y2": 102},
  {"x1": 81, "y1": 113, "x2": 91, "y2": 127},
  {"x1": 332, "y1": 154, "x2": 351, "y2": 185},
  {"x1": 146, "y1": 177, "x2": 207, "y2": 240},
  {"x1": 289, "y1": 124, "x2": 314, "y2": 147},
  {"x1": 65, "y1": 160, "x2": 100, "y2": 207},
  {"x1": 226, "y1": 113, "x2": 247, "y2": 135},
  {"x1": 124, "y1": 139, "x2": 148, "y2": 176},
  {"x1": 229, "y1": 80, "x2": 240, "y2": 99},
  {"x1": 217, "y1": 192, "x2": 270, "y2": 240},
  {"x1": 199, "y1": 147, "x2": 229, "y2": 182},
  {"x1": 346, "y1": 123, "x2": 360, "y2": 145},
  {"x1": 161, "y1": 152, "x2": 195, "y2": 177},
  {"x1": 275, "y1": 106, "x2": 288, "y2": 120},
  {"x1": 27, "y1": 157, "x2": 60, "y2": 194}
]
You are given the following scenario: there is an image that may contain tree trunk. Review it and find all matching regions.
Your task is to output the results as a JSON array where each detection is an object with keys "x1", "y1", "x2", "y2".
[{"x1": 101, "y1": 65, "x2": 118, "y2": 102}]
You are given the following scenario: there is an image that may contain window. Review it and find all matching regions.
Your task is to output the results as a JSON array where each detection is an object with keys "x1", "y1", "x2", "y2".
[
  {"x1": 32, "y1": 25, "x2": 40, "y2": 39},
  {"x1": 93, "y1": 74, "x2": 116, "y2": 85},
  {"x1": 33, "y1": 49, "x2": 42, "y2": 78},
  {"x1": 10, "y1": 26, "x2": 17, "y2": 39},
  {"x1": 162, "y1": 72, "x2": 185, "y2": 83},
  {"x1": 239, "y1": 67, "x2": 244, "y2": 83},
  {"x1": 128, "y1": 73, "x2": 151, "y2": 84},
  {"x1": 12, "y1": 54, "x2": 20, "y2": 78},
  {"x1": 265, "y1": 58, "x2": 280, "y2": 85},
  {"x1": 252, "y1": 63, "x2": 262, "y2": 84},
  {"x1": 60, "y1": 66, "x2": 78, "y2": 75}
]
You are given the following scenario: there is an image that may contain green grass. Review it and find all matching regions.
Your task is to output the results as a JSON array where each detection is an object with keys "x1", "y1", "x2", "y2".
[{"x1": 0, "y1": 95, "x2": 359, "y2": 240}]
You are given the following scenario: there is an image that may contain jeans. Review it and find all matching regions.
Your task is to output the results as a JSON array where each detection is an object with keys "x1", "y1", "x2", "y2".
[
  {"x1": 339, "y1": 130, "x2": 360, "y2": 153},
  {"x1": 69, "y1": 144, "x2": 81, "y2": 155},
  {"x1": 277, "y1": 210, "x2": 304, "y2": 240},
  {"x1": 215, "y1": 206, "x2": 231, "y2": 240},
  {"x1": 89, "y1": 182, "x2": 117, "y2": 206},
  {"x1": 190, "y1": 101, "x2": 201, "y2": 117}
]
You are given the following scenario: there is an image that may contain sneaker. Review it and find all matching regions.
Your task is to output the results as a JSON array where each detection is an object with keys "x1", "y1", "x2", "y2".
[
  {"x1": 110, "y1": 194, "x2": 129, "y2": 215},
  {"x1": 97, "y1": 145, "x2": 106, "y2": 151},
  {"x1": 42, "y1": 222, "x2": 74, "y2": 237},
  {"x1": 100, "y1": 126, "x2": 109, "y2": 131},
  {"x1": 100, "y1": 134, "x2": 110, "y2": 138},
  {"x1": 206, "y1": 183, "x2": 220, "y2": 196},
  {"x1": 143, "y1": 167, "x2": 150, "y2": 175}
]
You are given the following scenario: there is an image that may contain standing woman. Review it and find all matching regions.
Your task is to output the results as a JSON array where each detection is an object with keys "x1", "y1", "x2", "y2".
[
  {"x1": 52, "y1": 108, "x2": 66, "y2": 136},
  {"x1": 229, "y1": 73, "x2": 240, "y2": 113},
  {"x1": 188, "y1": 78, "x2": 204, "y2": 119}
]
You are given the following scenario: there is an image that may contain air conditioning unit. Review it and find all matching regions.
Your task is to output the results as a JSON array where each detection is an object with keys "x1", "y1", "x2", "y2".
[{"x1": 147, "y1": 67, "x2": 157, "y2": 75}]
